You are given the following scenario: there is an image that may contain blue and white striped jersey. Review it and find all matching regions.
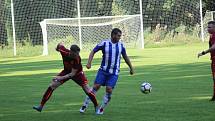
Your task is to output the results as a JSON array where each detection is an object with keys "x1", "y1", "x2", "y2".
[{"x1": 93, "y1": 39, "x2": 127, "y2": 75}]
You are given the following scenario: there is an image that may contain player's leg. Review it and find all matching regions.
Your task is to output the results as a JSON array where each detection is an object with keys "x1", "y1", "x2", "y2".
[
  {"x1": 82, "y1": 85, "x2": 99, "y2": 111},
  {"x1": 210, "y1": 61, "x2": 215, "y2": 101},
  {"x1": 72, "y1": 72, "x2": 99, "y2": 112},
  {"x1": 97, "y1": 74, "x2": 118, "y2": 115},
  {"x1": 80, "y1": 84, "x2": 100, "y2": 113},
  {"x1": 96, "y1": 86, "x2": 112, "y2": 115},
  {"x1": 82, "y1": 87, "x2": 98, "y2": 107},
  {"x1": 80, "y1": 69, "x2": 106, "y2": 113},
  {"x1": 33, "y1": 70, "x2": 69, "y2": 112},
  {"x1": 33, "y1": 79, "x2": 62, "y2": 112}
]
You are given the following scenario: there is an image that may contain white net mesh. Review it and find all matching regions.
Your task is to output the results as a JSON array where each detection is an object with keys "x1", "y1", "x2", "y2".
[
  {"x1": 203, "y1": 11, "x2": 215, "y2": 41},
  {"x1": 1, "y1": 0, "x2": 214, "y2": 57},
  {"x1": 45, "y1": 15, "x2": 141, "y2": 53}
]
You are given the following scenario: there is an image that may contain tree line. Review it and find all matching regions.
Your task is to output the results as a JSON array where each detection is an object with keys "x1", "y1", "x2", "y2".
[{"x1": 0, "y1": 0, "x2": 214, "y2": 47}]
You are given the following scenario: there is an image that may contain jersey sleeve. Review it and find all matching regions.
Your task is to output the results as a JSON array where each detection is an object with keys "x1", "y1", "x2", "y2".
[
  {"x1": 58, "y1": 45, "x2": 70, "y2": 56},
  {"x1": 93, "y1": 41, "x2": 105, "y2": 53}
]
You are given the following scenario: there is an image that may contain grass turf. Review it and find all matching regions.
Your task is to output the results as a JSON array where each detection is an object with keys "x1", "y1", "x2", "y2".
[{"x1": 0, "y1": 43, "x2": 215, "y2": 121}]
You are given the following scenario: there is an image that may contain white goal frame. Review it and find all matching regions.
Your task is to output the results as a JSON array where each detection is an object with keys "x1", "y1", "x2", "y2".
[{"x1": 40, "y1": 0, "x2": 144, "y2": 56}]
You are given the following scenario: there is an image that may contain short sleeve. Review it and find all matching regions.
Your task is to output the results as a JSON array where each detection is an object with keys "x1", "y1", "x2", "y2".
[{"x1": 93, "y1": 41, "x2": 105, "y2": 53}]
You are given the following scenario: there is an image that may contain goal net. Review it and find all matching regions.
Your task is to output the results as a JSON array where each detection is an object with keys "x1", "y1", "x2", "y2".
[
  {"x1": 0, "y1": 0, "x2": 212, "y2": 57},
  {"x1": 41, "y1": 15, "x2": 142, "y2": 55},
  {"x1": 203, "y1": 11, "x2": 215, "y2": 41}
]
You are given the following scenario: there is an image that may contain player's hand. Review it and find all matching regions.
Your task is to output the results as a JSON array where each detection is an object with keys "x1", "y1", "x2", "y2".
[
  {"x1": 130, "y1": 68, "x2": 134, "y2": 75},
  {"x1": 86, "y1": 63, "x2": 91, "y2": 69},
  {"x1": 197, "y1": 52, "x2": 203, "y2": 58},
  {"x1": 198, "y1": 51, "x2": 206, "y2": 58},
  {"x1": 56, "y1": 42, "x2": 64, "y2": 51}
]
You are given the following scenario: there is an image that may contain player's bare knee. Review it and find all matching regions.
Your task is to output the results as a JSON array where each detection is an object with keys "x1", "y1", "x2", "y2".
[
  {"x1": 82, "y1": 85, "x2": 91, "y2": 94},
  {"x1": 93, "y1": 84, "x2": 101, "y2": 91},
  {"x1": 49, "y1": 84, "x2": 57, "y2": 90},
  {"x1": 106, "y1": 87, "x2": 113, "y2": 93},
  {"x1": 49, "y1": 81, "x2": 61, "y2": 90}
]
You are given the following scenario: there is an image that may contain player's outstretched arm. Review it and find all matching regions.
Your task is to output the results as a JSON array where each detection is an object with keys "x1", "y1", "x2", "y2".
[
  {"x1": 86, "y1": 51, "x2": 95, "y2": 69},
  {"x1": 122, "y1": 54, "x2": 134, "y2": 75},
  {"x1": 56, "y1": 42, "x2": 64, "y2": 51},
  {"x1": 198, "y1": 43, "x2": 215, "y2": 58}
]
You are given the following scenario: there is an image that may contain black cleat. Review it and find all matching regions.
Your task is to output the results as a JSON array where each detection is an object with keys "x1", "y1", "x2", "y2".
[
  {"x1": 79, "y1": 106, "x2": 87, "y2": 113},
  {"x1": 209, "y1": 96, "x2": 215, "y2": 101},
  {"x1": 33, "y1": 106, "x2": 43, "y2": 112}
]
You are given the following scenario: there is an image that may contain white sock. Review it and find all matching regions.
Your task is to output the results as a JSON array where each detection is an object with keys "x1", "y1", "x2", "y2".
[
  {"x1": 100, "y1": 93, "x2": 112, "y2": 110},
  {"x1": 82, "y1": 88, "x2": 97, "y2": 107}
]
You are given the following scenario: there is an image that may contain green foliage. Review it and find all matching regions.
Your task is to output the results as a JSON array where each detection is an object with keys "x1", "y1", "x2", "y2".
[
  {"x1": 143, "y1": 25, "x2": 202, "y2": 48},
  {"x1": 0, "y1": 41, "x2": 43, "y2": 57},
  {"x1": 203, "y1": 0, "x2": 215, "y2": 11},
  {"x1": 1, "y1": 0, "x2": 214, "y2": 51}
]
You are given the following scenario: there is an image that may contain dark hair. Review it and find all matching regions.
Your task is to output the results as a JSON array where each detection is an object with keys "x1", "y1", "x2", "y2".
[
  {"x1": 208, "y1": 21, "x2": 215, "y2": 25},
  {"x1": 111, "y1": 28, "x2": 122, "y2": 36},
  {"x1": 70, "y1": 44, "x2": 80, "y2": 53}
]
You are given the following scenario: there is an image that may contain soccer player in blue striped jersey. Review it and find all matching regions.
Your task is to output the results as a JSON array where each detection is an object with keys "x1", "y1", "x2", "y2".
[{"x1": 79, "y1": 28, "x2": 134, "y2": 115}]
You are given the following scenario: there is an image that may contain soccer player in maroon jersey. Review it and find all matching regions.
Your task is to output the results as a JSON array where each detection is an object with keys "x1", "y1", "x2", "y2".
[
  {"x1": 33, "y1": 43, "x2": 98, "y2": 112},
  {"x1": 198, "y1": 21, "x2": 215, "y2": 101}
]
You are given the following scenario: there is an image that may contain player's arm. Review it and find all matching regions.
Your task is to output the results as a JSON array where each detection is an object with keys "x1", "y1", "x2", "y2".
[
  {"x1": 56, "y1": 42, "x2": 64, "y2": 51},
  {"x1": 198, "y1": 43, "x2": 215, "y2": 58},
  {"x1": 86, "y1": 41, "x2": 104, "y2": 69},
  {"x1": 86, "y1": 50, "x2": 95, "y2": 69},
  {"x1": 121, "y1": 45, "x2": 134, "y2": 75},
  {"x1": 56, "y1": 43, "x2": 70, "y2": 56},
  {"x1": 122, "y1": 53, "x2": 134, "y2": 75},
  {"x1": 54, "y1": 68, "x2": 78, "y2": 81}
]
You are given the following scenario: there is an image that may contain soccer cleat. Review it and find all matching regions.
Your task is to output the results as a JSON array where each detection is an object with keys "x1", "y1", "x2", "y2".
[
  {"x1": 96, "y1": 108, "x2": 104, "y2": 115},
  {"x1": 79, "y1": 105, "x2": 87, "y2": 113},
  {"x1": 210, "y1": 96, "x2": 215, "y2": 101},
  {"x1": 95, "y1": 106, "x2": 99, "y2": 113},
  {"x1": 33, "y1": 105, "x2": 43, "y2": 112}
]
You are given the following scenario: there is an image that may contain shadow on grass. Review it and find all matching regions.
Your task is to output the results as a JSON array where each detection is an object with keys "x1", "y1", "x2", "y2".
[
  {"x1": 0, "y1": 55, "x2": 143, "y2": 75},
  {"x1": 0, "y1": 56, "x2": 211, "y2": 82},
  {"x1": 0, "y1": 60, "x2": 214, "y2": 121}
]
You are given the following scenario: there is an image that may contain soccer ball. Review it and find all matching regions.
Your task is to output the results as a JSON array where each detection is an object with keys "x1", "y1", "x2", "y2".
[{"x1": 140, "y1": 82, "x2": 152, "y2": 94}]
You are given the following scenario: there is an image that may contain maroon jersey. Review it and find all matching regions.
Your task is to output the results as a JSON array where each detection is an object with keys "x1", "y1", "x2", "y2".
[
  {"x1": 209, "y1": 33, "x2": 215, "y2": 60},
  {"x1": 58, "y1": 45, "x2": 83, "y2": 74}
]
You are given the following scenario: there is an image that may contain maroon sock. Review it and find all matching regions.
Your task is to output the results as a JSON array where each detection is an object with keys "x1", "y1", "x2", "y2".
[
  {"x1": 40, "y1": 87, "x2": 54, "y2": 107},
  {"x1": 86, "y1": 91, "x2": 98, "y2": 107}
]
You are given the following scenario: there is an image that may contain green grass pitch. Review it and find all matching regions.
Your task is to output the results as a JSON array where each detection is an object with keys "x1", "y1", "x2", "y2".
[{"x1": 0, "y1": 43, "x2": 215, "y2": 121}]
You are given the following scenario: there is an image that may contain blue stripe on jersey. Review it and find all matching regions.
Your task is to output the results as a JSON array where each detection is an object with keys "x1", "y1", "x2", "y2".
[
  {"x1": 106, "y1": 42, "x2": 112, "y2": 73},
  {"x1": 101, "y1": 42, "x2": 106, "y2": 67},
  {"x1": 97, "y1": 39, "x2": 125, "y2": 75},
  {"x1": 113, "y1": 43, "x2": 119, "y2": 75},
  {"x1": 115, "y1": 43, "x2": 122, "y2": 75}
]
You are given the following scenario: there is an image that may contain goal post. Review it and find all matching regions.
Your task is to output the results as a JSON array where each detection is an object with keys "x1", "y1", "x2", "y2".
[
  {"x1": 40, "y1": 14, "x2": 143, "y2": 55},
  {"x1": 40, "y1": 0, "x2": 144, "y2": 56},
  {"x1": 1, "y1": 0, "x2": 210, "y2": 57}
]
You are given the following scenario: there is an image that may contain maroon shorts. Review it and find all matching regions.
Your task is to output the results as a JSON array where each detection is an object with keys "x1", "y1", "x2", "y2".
[{"x1": 57, "y1": 70, "x2": 88, "y2": 87}]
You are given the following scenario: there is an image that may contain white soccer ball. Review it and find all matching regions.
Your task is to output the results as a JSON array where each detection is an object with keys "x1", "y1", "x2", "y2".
[{"x1": 140, "y1": 82, "x2": 152, "y2": 94}]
